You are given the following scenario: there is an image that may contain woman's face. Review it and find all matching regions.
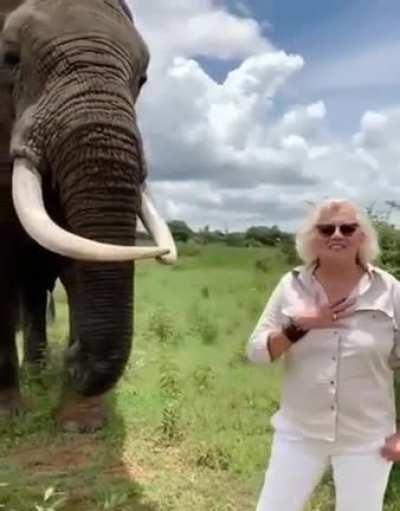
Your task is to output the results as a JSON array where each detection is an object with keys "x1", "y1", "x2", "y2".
[{"x1": 310, "y1": 204, "x2": 365, "y2": 265}]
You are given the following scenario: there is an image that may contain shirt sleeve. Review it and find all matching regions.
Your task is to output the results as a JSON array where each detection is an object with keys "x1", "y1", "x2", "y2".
[
  {"x1": 246, "y1": 274, "x2": 289, "y2": 364},
  {"x1": 389, "y1": 278, "x2": 400, "y2": 370}
]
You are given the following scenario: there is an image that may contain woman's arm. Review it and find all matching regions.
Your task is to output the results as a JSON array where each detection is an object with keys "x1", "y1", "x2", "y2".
[
  {"x1": 394, "y1": 372, "x2": 400, "y2": 432},
  {"x1": 378, "y1": 277, "x2": 400, "y2": 461},
  {"x1": 389, "y1": 279, "x2": 400, "y2": 428},
  {"x1": 247, "y1": 275, "x2": 291, "y2": 364},
  {"x1": 265, "y1": 329, "x2": 293, "y2": 361}
]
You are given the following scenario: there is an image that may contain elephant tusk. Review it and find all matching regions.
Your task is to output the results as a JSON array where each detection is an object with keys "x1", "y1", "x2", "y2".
[
  {"x1": 12, "y1": 158, "x2": 170, "y2": 262},
  {"x1": 139, "y1": 184, "x2": 177, "y2": 265}
]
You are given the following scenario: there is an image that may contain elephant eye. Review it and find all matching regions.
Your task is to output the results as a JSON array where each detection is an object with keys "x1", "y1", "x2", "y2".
[
  {"x1": 4, "y1": 50, "x2": 20, "y2": 67},
  {"x1": 138, "y1": 75, "x2": 147, "y2": 89}
]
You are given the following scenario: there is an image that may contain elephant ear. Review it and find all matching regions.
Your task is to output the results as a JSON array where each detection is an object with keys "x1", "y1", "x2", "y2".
[
  {"x1": 0, "y1": 2, "x2": 21, "y2": 188},
  {"x1": 0, "y1": 0, "x2": 21, "y2": 78},
  {"x1": 0, "y1": 0, "x2": 21, "y2": 29},
  {"x1": 117, "y1": 0, "x2": 133, "y2": 22}
]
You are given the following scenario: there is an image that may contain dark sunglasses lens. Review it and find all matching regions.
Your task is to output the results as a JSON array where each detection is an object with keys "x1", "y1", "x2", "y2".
[
  {"x1": 340, "y1": 224, "x2": 358, "y2": 236},
  {"x1": 317, "y1": 223, "x2": 358, "y2": 237},
  {"x1": 317, "y1": 225, "x2": 335, "y2": 236}
]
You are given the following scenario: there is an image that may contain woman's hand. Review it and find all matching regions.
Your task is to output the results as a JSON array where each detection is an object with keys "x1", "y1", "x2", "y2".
[
  {"x1": 381, "y1": 432, "x2": 400, "y2": 462},
  {"x1": 291, "y1": 297, "x2": 354, "y2": 330}
]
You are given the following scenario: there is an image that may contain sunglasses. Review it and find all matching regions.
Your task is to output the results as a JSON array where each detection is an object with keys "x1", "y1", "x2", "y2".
[{"x1": 316, "y1": 223, "x2": 359, "y2": 237}]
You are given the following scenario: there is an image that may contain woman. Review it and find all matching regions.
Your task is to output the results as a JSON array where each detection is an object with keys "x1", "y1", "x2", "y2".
[{"x1": 247, "y1": 198, "x2": 400, "y2": 511}]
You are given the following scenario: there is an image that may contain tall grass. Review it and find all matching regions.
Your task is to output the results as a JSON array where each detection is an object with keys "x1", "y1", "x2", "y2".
[{"x1": 0, "y1": 243, "x2": 398, "y2": 510}]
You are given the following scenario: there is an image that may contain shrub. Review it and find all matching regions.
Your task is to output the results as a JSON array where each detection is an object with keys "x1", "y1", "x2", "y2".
[
  {"x1": 245, "y1": 225, "x2": 283, "y2": 246},
  {"x1": 188, "y1": 302, "x2": 220, "y2": 345},
  {"x1": 229, "y1": 344, "x2": 248, "y2": 368},
  {"x1": 159, "y1": 361, "x2": 183, "y2": 443},
  {"x1": 192, "y1": 365, "x2": 216, "y2": 393},
  {"x1": 196, "y1": 444, "x2": 232, "y2": 471},
  {"x1": 200, "y1": 285, "x2": 210, "y2": 299},
  {"x1": 191, "y1": 309, "x2": 219, "y2": 345},
  {"x1": 225, "y1": 233, "x2": 246, "y2": 247},
  {"x1": 278, "y1": 238, "x2": 301, "y2": 266},
  {"x1": 167, "y1": 220, "x2": 193, "y2": 242},
  {"x1": 147, "y1": 306, "x2": 175, "y2": 344},
  {"x1": 254, "y1": 257, "x2": 270, "y2": 273},
  {"x1": 179, "y1": 242, "x2": 201, "y2": 257},
  {"x1": 160, "y1": 402, "x2": 182, "y2": 443}
]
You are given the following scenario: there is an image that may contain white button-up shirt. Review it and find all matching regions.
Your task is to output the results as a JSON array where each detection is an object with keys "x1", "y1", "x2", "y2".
[{"x1": 247, "y1": 264, "x2": 400, "y2": 451}]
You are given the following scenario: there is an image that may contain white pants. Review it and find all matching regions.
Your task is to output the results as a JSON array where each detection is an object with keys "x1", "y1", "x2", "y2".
[{"x1": 256, "y1": 434, "x2": 393, "y2": 511}]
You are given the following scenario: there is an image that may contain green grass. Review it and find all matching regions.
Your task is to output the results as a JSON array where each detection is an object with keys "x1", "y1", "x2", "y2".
[{"x1": 1, "y1": 244, "x2": 399, "y2": 510}]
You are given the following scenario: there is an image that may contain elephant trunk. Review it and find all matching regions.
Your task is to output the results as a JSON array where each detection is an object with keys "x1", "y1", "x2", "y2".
[
  {"x1": 50, "y1": 108, "x2": 144, "y2": 247},
  {"x1": 55, "y1": 119, "x2": 142, "y2": 395},
  {"x1": 64, "y1": 260, "x2": 134, "y2": 396}
]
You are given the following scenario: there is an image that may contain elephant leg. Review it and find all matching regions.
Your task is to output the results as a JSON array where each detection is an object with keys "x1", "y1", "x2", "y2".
[
  {"x1": 22, "y1": 285, "x2": 48, "y2": 368},
  {"x1": 0, "y1": 231, "x2": 24, "y2": 417},
  {"x1": 19, "y1": 240, "x2": 59, "y2": 370},
  {"x1": 0, "y1": 298, "x2": 23, "y2": 417},
  {"x1": 56, "y1": 262, "x2": 133, "y2": 432},
  {"x1": 55, "y1": 393, "x2": 107, "y2": 433}
]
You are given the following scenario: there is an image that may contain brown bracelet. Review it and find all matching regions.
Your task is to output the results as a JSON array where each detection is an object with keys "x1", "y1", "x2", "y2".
[{"x1": 282, "y1": 319, "x2": 308, "y2": 344}]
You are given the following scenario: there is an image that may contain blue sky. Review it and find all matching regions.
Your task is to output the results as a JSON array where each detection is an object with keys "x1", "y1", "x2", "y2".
[
  {"x1": 238, "y1": 0, "x2": 391, "y2": 51},
  {"x1": 203, "y1": 0, "x2": 400, "y2": 135}
]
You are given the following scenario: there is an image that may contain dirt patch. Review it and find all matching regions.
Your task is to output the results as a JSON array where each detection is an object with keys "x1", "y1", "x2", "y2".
[
  {"x1": 10, "y1": 437, "x2": 103, "y2": 472},
  {"x1": 9, "y1": 436, "x2": 154, "y2": 486},
  {"x1": 103, "y1": 461, "x2": 149, "y2": 482}
]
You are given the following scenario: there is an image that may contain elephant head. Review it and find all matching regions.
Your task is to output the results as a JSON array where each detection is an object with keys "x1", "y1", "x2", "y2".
[{"x1": 0, "y1": 0, "x2": 177, "y2": 431}]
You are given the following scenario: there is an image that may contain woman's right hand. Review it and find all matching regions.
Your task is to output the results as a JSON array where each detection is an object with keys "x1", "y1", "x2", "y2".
[{"x1": 291, "y1": 297, "x2": 354, "y2": 330}]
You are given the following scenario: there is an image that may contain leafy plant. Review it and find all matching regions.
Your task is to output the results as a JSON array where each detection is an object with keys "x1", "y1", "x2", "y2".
[
  {"x1": 278, "y1": 238, "x2": 301, "y2": 266},
  {"x1": 200, "y1": 285, "x2": 210, "y2": 299},
  {"x1": 192, "y1": 365, "x2": 216, "y2": 393},
  {"x1": 254, "y1": 257, "x2": 270, "y2": 273},
  {"x1": 189, "y1": 306, "x2": 219, "y2": 345},
  {"x1": 196, "y1": 444, "x2": 232, "y2": 471},
  {"x1": 178, "y1": 242, "x2": 201, "y2": 257},
  {"x1": 34, "y1": 486, "x2": 67, "y2": 511},
  {"x1": 159, "y1": 361, "x2": 183, "y2": 443},
  {"x1": 148, "y1": 306, "x2": 175, "y2": 344},
  {"x1": 102, "y1": 491, "x2": 128, "y2": 510}
]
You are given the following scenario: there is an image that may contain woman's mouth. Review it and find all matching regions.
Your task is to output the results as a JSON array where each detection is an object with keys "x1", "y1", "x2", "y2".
[{"x1": 328, "y1": 242, "x2": 347, "y2": 250}]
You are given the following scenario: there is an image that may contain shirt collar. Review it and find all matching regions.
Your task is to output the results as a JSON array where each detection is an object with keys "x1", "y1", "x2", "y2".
[{"x1": 292, "y1": 262, "x2": 377, "y2": 292}]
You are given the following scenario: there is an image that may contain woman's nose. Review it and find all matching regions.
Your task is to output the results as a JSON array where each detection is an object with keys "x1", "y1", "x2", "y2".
[{"x1": 332, "y1": 226, "x2": 344, "y2": 238}]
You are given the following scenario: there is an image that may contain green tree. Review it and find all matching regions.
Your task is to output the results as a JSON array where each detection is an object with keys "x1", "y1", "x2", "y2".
[
  {"x1": 245, "y1": 225, "x2": 289, "y2": 246},
  {"x1": 167, "y1": 220, "x2": 193, "y2": 242},
  {"x1": 369, "y1": 205, "x2": 400, "y2": 279}
]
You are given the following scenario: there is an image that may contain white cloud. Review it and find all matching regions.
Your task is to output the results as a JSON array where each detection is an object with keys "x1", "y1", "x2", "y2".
[
  {"x1": 125, "y1": 1, "x2": 400, "y2": 231},
  {"x1": 352, "y1": 108, "x2": 400, "y2": 183},
  {"x1": 354, "y1": 111, "x2": 388, "y2": 148},
  {"x1": 138, "y1": 48, "x2": 309, "y2": 189},
  {"x1": 131, "y1": 0, "x2": 270, "y2": 66}
]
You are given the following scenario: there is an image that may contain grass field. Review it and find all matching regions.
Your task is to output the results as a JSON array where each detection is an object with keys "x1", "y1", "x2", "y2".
[{"x1": 1, "y1": 244, "x2": 400, "y2": 510}]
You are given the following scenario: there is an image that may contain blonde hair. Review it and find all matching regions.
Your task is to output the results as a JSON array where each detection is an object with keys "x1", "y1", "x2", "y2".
[{"x1": 295, "y1": 199, "x2": 380, "y2": 265}]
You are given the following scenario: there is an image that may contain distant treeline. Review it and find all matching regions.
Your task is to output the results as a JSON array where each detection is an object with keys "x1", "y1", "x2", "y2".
[
  {"x1": 164, "y1": 220, "x2": 294, "y2": 248},
  {"x1": 137, "y1": 206, "x2": 400, "y2": 279},
  {"x1": 165, "y1": 215, "x2": 400, "y2": 279}
]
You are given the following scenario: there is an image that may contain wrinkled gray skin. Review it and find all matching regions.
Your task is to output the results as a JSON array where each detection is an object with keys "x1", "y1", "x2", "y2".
[{"x1": 0, "y1": 0, "x2": 150, "y2": 431}]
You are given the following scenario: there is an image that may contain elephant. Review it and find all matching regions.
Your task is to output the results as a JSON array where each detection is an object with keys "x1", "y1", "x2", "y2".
[{"x1": 0, "y1": 0, "x2": 177, "y2": 432}]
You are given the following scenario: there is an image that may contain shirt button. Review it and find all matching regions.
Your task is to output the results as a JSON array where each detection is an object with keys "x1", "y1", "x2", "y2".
[
  {"x1": 330, "y1": 381, "x2": 335, "y2": 385},
  {"x1": 332, "y1": 356, "x2": 337, "y2": 361},
  {"x1": 331, "y1": 405, "x2": 335, "y2": 411}
]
